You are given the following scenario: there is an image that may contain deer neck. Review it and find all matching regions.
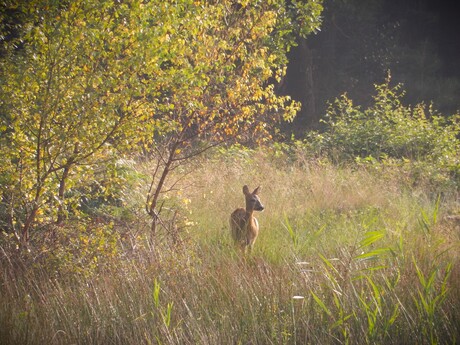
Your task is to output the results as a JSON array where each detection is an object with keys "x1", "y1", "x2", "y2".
[{"x1": 245, "y1": 208, "x2": 254, "y2": 220}]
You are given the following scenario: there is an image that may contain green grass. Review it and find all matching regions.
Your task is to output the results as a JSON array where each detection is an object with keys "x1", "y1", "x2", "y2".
[{"x1": 1, "y1": 147, "x2": 459, "y2": 344}]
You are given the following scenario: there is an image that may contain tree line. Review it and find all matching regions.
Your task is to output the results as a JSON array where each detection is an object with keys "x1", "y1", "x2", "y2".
[{"x1": 282, "y1": 0, "x2": 460, "y2": 129}]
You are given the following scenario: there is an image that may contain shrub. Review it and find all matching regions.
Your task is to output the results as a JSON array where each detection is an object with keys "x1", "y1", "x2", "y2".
[
  {"x1": 306, "y1": 77, "x2": 460, "y2": 188},
  {"x1": 38, "y1": 220, "x2": 121, "y2": 278}
]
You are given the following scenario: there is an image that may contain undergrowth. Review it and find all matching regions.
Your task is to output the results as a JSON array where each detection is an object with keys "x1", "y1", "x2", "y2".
[{"x1": 1, "y1": 147, "x2": 459, "y2": 344}]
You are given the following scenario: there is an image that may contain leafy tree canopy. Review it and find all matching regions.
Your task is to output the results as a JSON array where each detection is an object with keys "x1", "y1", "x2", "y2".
[{"x1": 0, "y1": 0, "x2": 323, "y2": 241}]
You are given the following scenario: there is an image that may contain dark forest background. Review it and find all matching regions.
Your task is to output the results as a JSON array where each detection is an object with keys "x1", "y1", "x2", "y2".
[{"x1": 282, "y1": 0, "x2": 460, "y2": 131}]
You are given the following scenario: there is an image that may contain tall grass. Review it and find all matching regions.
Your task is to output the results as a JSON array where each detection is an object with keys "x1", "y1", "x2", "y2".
[{"x1": 1, "y1": 147, "x2": 459, "y2": 344}]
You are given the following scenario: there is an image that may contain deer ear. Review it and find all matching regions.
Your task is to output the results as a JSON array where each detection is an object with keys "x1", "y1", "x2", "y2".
[
  {"x1": 252, "y1": 186, "x2": 260, "y2": 195},
  {"x1": 243, "y1": 185, "x2": 250, "y2": 195}
]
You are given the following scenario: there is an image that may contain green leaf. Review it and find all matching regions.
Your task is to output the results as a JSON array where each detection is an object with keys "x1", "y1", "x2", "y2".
[
  {"x1": 355, "y1": 248, "x2": 392, "y2": 261},
  {"x1": 310, "y1": 290, "x2": 331, "y2": 317},
  {"x1": 359, "y1": 231, "x2": 385, "y2": 249}
]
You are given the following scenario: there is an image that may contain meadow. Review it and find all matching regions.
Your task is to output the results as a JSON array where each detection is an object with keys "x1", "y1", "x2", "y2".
[{"x1": 1, "y1": 146, "x2": 459, "y2": 345}]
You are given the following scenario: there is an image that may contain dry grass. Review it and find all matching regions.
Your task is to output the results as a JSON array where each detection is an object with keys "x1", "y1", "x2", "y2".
[{"x1": 1, "y1": 147, "x2": 459, "y2": 344}]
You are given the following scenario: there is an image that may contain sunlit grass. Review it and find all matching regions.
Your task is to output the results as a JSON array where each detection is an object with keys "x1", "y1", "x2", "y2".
[{"x1": 1, "y1": 147, "x2": 459, "y2": 344}]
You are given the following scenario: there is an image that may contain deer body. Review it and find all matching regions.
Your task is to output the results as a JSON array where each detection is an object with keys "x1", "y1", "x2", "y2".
[{"x1": 230, "y1": 185, "x2": 264, "y2": 252}]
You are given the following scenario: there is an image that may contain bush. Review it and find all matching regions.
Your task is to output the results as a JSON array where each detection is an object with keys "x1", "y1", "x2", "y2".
[
  {"x1": 40, "y1": 220, "x2": 121, "y2": 278},
  {"x1": 306, "y1": 78, "x2": 460, "y2": 188}
]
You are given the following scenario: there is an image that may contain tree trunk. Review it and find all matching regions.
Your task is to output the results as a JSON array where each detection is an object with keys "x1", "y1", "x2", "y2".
[
  {"x1": 56, "y1": 165, "x2": 71, "y2": 224},
  {"x1": 22, "y1": 202, "x2": 39, "y2": 243},
  {"x1": 57, "y1": 144, "x2": 79, "y2": 224},
  {"x1": 299, "y1": 38, "x2": 317, "y2": 126},
  {"x1": 148, "y1": 148, "x2": 175, "y2": 240}
]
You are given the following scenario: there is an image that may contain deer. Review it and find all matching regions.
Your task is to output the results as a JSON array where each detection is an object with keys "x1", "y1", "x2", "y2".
[{"x1": 230, "y1": 185, "x2": 264, "y2": 253}]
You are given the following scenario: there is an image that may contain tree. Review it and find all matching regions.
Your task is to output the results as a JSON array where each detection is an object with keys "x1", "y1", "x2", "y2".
[
  {"x1": 141, "y1": 0, "x2": 323, "y2": 236},
  {"x1": 1, "y1": 1, "x2": 164, "y2": 241},
  {"x1": 0, "y1": 0, "x2": 323, "y2": 244}
]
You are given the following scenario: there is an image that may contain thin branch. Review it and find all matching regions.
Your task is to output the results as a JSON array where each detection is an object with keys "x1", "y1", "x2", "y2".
[
  {"x1": 160, "y1": 169, "x2": 194, "y2": 195},
  {"x1": 146, "y1": 158, "x2": 161, "y2": 214},
  {"x1": 173, "y1": 136, "x2": 231, "y2": 162}
]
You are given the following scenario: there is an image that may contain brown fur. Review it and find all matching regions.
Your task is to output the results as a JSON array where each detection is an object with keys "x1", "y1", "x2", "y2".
[{"x1": 230, "y1": 185, "x2": 264, "y2": 252}]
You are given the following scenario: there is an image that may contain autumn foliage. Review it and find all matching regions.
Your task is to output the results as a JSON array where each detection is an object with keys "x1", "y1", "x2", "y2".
[{"x1": 0, "y1": 0, "x2": 323, "y2": 241}]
